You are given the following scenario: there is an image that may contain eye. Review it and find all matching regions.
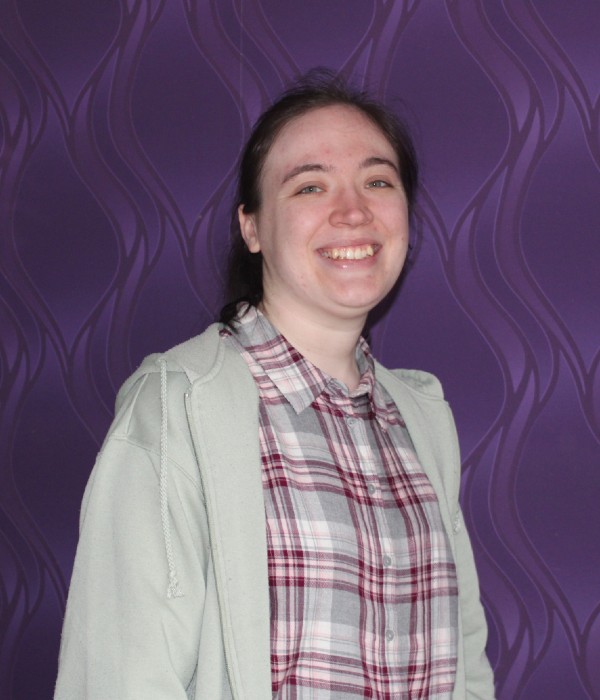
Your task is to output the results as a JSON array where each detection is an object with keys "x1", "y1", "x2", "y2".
[
  {"x1": 367, "y1": 179, "x2": 392, "y2": 189},
  {"x1": 297, "y1": 184, "x2": 323, "y2": 195}
]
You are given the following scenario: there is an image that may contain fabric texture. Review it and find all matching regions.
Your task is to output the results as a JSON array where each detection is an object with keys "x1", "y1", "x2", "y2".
[
  {"x1": 224, "y1": 308, "x2": 458, "y2": 698},
  {"x1": 54, "y1": 323, "x2": 496, "y2": 700}
]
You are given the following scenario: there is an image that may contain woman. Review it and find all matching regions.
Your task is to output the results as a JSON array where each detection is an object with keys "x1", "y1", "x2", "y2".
[{"x1": 55, "y1": 72, "x2": 495, "y2": 699}]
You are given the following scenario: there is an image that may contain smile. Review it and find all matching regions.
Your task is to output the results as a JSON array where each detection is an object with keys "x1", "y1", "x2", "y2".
[{"x1": 319, "y1": 244, "x2": 377, "y2": 260}]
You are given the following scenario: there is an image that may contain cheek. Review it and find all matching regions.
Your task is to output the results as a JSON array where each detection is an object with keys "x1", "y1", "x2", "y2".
[
  {"x1": 382, "y1": 193, "x2": 409, "y2": 221},
  {"x1": 389, "y1": 206, "x2": 410, "y2": 233}
]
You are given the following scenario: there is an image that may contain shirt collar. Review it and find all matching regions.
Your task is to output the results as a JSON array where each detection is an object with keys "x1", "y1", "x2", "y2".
[{"x1": 223, "y1": 306, "x2": 383, "y2": 415}]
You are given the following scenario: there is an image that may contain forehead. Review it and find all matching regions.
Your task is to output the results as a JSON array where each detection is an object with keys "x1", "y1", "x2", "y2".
[{"x1": 264, "y1": 105, "x2": 396, "y2": 170}]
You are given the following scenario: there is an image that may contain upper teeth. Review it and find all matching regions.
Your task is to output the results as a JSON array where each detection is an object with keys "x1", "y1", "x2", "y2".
[{"x1": 322, "y1": 244, "x2": 375, "y2": 260}]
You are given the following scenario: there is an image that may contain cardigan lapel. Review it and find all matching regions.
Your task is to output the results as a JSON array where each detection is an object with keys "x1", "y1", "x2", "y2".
[
  {"x1": 376, "y1": 366, "x2": 460, "y2": 534},
  {"x1": 186, "y1": 346, "x2": 271, "y2": 700}
]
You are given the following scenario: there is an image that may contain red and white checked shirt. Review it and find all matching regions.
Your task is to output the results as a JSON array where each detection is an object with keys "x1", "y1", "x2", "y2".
[{"x1": 222, "y1": 307, "x2": 458, "y2": 699}]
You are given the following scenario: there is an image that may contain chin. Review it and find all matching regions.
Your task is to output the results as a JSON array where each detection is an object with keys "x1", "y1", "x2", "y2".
[
  {"x1": 334, "y1": 286, "x2": 392, "y2": 310},
  {"x1": 329, "y1": 297, "x2": 384, "y2": 319}
]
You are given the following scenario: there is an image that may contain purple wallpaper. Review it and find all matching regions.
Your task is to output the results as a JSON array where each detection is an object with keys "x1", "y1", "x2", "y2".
[{"x1": 1, "y1": 1, "x2": 599, "y2": 698}]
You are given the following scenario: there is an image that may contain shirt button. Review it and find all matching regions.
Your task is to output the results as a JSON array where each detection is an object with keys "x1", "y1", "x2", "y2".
[
  {"x1": 383, "y1": 555, "x2": 392, "y2": 567},
  {"x1": 368, "y1": 483, "x2": 377, "y2": 495},
  {"x1": 346, "y1": 416, "x2": 358, "y2": 428},
  {"x1": 385, "y1": 629, "x2": 395, "y2": 641}
]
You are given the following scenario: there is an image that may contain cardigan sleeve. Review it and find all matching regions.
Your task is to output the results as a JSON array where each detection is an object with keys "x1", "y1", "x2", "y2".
[
  {"x1": 453, "y1": 506, "x2": 496, "y2": 699},
  {"x1": 54, "y1": 374, "x2": 209, "y2": 699}
]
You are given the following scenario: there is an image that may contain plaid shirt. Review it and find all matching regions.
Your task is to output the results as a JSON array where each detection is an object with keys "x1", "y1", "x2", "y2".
[{"x1": 222, "y1": 308, "x2": 458, "y2": 699}]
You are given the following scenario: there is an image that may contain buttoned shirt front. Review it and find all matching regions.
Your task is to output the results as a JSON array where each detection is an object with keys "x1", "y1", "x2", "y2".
[{"x1": 222, "y1": 307, "x2": 458, "y2": 699}]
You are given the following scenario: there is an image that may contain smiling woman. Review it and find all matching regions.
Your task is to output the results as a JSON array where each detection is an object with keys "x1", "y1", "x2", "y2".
[
  {"x1": 55, "y1": 71, "x2": 495, "y2": 699},
  {"x1": 237, "y1": 105, "x2": 410, "y2": 384},
  {"x1": 220, "y1": 71, "x2": 418, "y2": 327}
]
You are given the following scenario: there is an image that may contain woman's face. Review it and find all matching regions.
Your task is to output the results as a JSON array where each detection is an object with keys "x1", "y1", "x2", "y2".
[{"x1": 239, "y1": 104, "x2": 410, "y2": 329}]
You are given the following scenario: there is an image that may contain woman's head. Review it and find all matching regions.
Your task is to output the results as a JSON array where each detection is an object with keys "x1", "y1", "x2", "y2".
[{"x1": 220, "y1": 69, "x2": 418, "y2": 324}]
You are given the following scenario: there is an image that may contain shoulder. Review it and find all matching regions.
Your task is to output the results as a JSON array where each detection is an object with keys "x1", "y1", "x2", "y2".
[
  {"x1": 374, "y1": 362, "x2": 445, "y2": 401},
  {"x1": 111, "y1": 323, "x2": 254, "y2": 437},
  {"x1": 115, "y1": 324, "x2": 227, "y2": 405},
  {"x1": 107, "y1": 325, "x2": 222, "y2": 440},
  {"x1": 124, "y1": 323, "x2": 223, "y2": 385}
]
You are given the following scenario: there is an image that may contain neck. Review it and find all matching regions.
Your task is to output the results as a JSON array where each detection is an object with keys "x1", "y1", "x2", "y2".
[{"x1": 260, "y1": 301, "x2": 366, "y2": 391}]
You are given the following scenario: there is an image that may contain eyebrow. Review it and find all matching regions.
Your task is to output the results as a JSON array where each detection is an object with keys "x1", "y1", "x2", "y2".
[
  {"x1": 281, "y1": 163, "x2": 332, "y2": 185},
  {"x1": 281, "y1": 156, "x2": 400, "y2": 185},
  {"x1": 359, "y1": 156, "x2": 400, "y2": 174}
]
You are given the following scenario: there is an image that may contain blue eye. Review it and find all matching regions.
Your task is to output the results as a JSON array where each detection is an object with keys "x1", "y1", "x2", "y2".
[
  {"x1": 368, "y1": 180, "x2": 391, "y2": 188},
  {"x1": 298, "y1": 185, "x2": 322, "y2": 194}
]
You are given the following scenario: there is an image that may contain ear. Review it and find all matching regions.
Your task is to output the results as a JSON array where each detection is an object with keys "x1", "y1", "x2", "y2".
[{"x1": 238, "y1": 205, "x2": 261, "y2": 253}]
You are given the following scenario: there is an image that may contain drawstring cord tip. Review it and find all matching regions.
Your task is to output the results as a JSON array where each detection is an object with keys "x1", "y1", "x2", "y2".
[{"x1": 167, "y1": 572, "x2": 184, "y2": 599}]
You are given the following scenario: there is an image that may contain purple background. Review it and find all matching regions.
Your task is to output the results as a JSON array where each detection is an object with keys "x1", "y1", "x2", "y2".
[{"x1": 1, "y1": 1, "x2": 599, "y2": 698}]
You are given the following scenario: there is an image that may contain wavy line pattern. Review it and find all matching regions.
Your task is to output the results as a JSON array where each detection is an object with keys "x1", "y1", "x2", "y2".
[{"x1": 1, "y1": 1, "x2": 598, "y2": 697}]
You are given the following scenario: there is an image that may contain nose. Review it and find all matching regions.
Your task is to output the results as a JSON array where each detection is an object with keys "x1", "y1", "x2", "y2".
[{"x1": 329, "y1": 187, "x2": 373, "y2": 227}]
